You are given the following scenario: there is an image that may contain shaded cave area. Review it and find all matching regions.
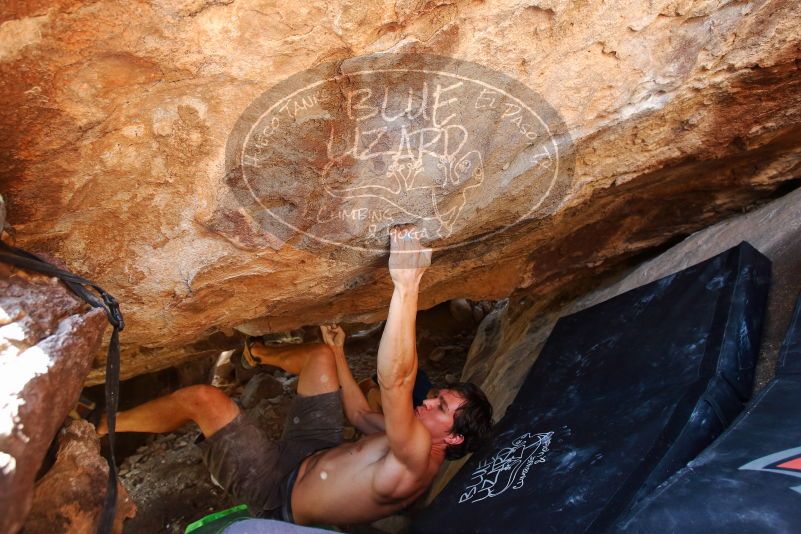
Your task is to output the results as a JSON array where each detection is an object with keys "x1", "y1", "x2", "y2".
[{"x1": 82, "y1": 299, "x2": 496, "y2": 533}]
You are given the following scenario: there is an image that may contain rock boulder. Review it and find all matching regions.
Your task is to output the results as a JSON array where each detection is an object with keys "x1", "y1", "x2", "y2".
[{"x1": 0, "y1": 0, "x2": 798, "y2": 382}]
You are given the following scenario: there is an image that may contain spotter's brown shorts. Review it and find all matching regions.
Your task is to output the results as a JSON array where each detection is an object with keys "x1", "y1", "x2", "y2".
[{"x1": 197, "y1": 390, "x2": 344, "y2": 517}]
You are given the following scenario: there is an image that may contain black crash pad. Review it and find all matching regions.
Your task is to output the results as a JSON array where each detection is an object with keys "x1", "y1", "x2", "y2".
[
  {"x1": 612, "y1": 289, "x2": 801, "y2": 534},
  {"x1": 414, "y1": 243, "x2": 771, "y2": 534}
]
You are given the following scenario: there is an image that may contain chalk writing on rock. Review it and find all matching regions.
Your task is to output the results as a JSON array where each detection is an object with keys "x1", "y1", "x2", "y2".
[{"x1": 225, "y1": 54, "x2": 574, "y2": 259}]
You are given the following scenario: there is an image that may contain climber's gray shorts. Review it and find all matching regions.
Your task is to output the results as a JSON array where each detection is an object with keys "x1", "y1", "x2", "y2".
[{"x1": 197, "y1": 390, "x2": 344, "y2": 517}]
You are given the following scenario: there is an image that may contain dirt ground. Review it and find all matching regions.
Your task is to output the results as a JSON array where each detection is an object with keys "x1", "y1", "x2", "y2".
[
  {"x1": 117, "y1": 382, "x2": 296, "y2": 533},
  {"x1": 116, "y1": 301, "x2": 486, "y2": 533}
]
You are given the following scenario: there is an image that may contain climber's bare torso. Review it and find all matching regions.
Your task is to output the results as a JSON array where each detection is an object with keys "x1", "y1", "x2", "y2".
[
  {"x1": 103, "y1": 225, "x2": 473, "y2": 527},
  {"x1": 291, "y1": 431, "x2": 437, "y2": 525},
  {"x1": 291, "y1": 226, "x2": 465, "y2": 526}
]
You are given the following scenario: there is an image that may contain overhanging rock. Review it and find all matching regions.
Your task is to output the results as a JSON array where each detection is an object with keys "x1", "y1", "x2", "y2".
[{"x1": 0, "y1": 1, "x2": 798, "y2": 382}]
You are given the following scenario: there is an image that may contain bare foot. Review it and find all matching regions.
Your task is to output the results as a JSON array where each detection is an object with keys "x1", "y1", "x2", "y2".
[
  {"x1": 388, "y1": 224, "x2": 432, "y2": 287},
  {"x1": 96, "y1": 414, "x2": 108, "y2": 437}
]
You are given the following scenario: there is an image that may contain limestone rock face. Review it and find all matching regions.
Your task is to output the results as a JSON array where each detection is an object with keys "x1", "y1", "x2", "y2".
[{"x1": 0, "y1": 0, "x2": 799, "y2": 382}]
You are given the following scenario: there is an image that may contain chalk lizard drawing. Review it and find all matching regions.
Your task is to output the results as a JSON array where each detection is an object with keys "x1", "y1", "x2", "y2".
[
  {"x1": 459, "y1": 431, "x2": 554, "y2": 504},
  {"x1": 317, "y1": 122, "x2": 485, "y2": 239}
]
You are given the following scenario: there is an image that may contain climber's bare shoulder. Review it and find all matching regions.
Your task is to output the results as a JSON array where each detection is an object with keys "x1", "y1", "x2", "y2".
[{"x1": 291, "y1": 425, "x2": 438, "y2": 525}]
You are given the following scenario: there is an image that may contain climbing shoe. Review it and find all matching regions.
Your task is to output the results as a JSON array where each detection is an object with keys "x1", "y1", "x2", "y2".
[{"x1": 240, "y1": 337, "x2": 260, "y2": 369}]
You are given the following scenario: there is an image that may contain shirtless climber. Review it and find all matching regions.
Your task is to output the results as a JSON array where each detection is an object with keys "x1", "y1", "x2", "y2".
[{"x1": 98, "y1": 224, "x2": 493, "y2": 526}]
